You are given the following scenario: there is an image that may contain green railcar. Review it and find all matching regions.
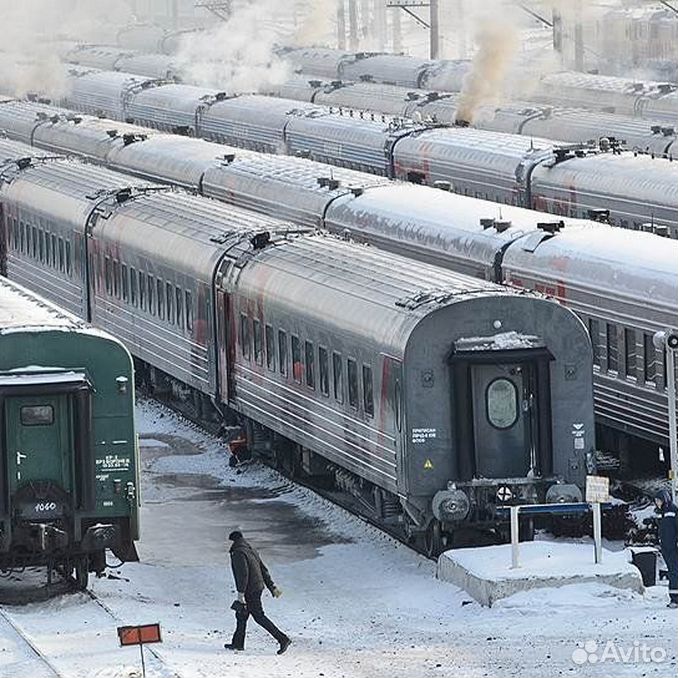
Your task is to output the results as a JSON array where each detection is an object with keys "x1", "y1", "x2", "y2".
[{"x1": 0, "y1": 277, "x2": 138, "y2": 588}]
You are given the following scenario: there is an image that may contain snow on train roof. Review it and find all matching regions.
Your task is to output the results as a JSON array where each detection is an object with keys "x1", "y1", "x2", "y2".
[
  {"x1": 504, "y1": 225, "x2": 678, "y2": 310},
  {"x1": 0, "y1": 277, "x2": 82, "y2": 332}
]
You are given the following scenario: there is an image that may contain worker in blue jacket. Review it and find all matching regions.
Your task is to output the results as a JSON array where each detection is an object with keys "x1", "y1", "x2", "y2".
[{"x1": 655, "y1": 489, "x2": 678, "y2": 608}]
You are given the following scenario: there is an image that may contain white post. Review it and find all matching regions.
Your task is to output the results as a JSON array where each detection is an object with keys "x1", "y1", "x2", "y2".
[
  {"x1": 592, "y1": 502, "x2": 602, "y2": 564},
  {"x1": 667, "y1": 346, "x2": 678, "y2": 505},
  {"x1": 654, "y1": 330, "x2": 678, "y2": 505},
  {"x1": 510, "y1": 505, "x2": 520, "y2": 569}
]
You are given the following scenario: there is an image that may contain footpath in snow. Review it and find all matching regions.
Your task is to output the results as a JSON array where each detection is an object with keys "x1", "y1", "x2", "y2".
[{"x1": 1, "y1": 399, "x2": 676, "y2": 678}]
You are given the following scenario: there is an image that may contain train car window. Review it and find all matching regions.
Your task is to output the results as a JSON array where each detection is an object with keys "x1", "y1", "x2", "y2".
[
  {"x1": 20, "y1": 405, "x2": 54, "y2": 426},
  {"x1": 606, "y1": 323, "x2": 618, "y2": 372},
  {"x1": 240, "y1": 313, "x2": 251, "y2": 360},
  {"x1": 185, "y1": 291, "x2": 193, "y2": 330},
  {"x1": 265, "y1": 324, "x2": 275, "y2": 372},
  {"x1": 624, "y1": 329, "x2": 636, "y2": 378},
  {"x1": 51, "y1": 234, "x2": 57, "y2": 267},
  {"x1": 305, "y1": 341, "x2": 315, "y2": 389},
  {"x1": 175, "y1": 287, "x2": 183, "y2": 329},
  {"x1": 113, "y1": 260, "x2": 121, "y2": 298},
  {"x1": 278, "y1": 330, "x2": 288, "y2": 377},
  {"x1": 130, "y1": 268, "x2": 138, "y2": 306},
  {"x1": 348, "y1": 358, "x2": 358, "y2": 408},
  {"x1": 588, "y1": 318, "x2": 600, "y2": 365},
  {"x1": 157, "y1": 279, "x2": 165, "y2": 319},
  {"x1": 122, "y1": 264, "x2": 129, "y2": 302},
  {"x1": 148, "y1": 275, "x2": 155, "y2": 315},
  {"x1": 19, "y1": 222, "x2": 25, "y2": 253},
  {"x1": 89, "y1": 254, "x2": 97, "y2": 292},
  {"x1": 38, "y1": 230, "x2": 45, "y2": 263},
  {"x1": 362, "y1": 365, "x2": 374, "y2": 416},
  {"x1": 643, "y1": 333, "x2": 657, "y2": 383},
  {"x1": 319, "y1": 347, "x2": 329, "y2": 396},
  {"x1": 58, "y1": 238, "x2": 64, "y2": 271},
  {"x1": 31, "y1": 226, "x2": 37, "y2": 258},
  {"x1": 166, "y1": 282, "x2": 174, "y2": 324},
  {"x1": 44, "y1": 231, "x2": 50, "y2": 264},
  {"x1": 138, "y1": 271, "x2": 146, "y2": 310},
  {"x1": 104, "y1": 257, "x2": 112, "y2": 295},
  {"x1": 253, "y1": 320, "x2": 264, "y2": 365},
  {"x1": 65, "y1": 241, "x2": 72, "y2": 276},
  {"x1": 394, "y1": 378, "x2": 402, "y2": 432},
  {"x1": 486, "y1": 378, "x2": 519, "y2": 429},
  {"x1": 291, "y1": 335, "x2": 302, "y2": 383},
  {"x1": 333, "y1": 352, "x2": 344, "y2": 403}
]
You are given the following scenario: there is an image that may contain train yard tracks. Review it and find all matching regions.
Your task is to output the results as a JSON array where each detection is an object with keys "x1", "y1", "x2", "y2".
[{"x1": 0, "y1": 585, "x2": 183, "y2": 678}]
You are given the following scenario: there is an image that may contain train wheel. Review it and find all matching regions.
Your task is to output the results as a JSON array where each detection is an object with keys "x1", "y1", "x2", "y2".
[
  {"x1": 425, "y1": 520, "x2": 444, "y2": 558},
  {"x1": 73, "y1": 557, "x2": 89, "y2": 591}
]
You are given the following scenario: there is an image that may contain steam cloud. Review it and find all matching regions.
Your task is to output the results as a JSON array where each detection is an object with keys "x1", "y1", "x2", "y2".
[
  {"x1": 455, "y1": 19, "x2": 519, "y2": 124},
  {"x1": 0, "y1": 0, "x2": 132, "y2": 98}
]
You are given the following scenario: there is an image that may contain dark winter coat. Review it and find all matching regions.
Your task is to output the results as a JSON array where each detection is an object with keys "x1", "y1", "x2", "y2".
[
  {"x1": 656, "y1": 489, "x2": 678, "y2": 559},
  {"x1": 230, "y1": 537, "x2": 275, "y2": 596}
]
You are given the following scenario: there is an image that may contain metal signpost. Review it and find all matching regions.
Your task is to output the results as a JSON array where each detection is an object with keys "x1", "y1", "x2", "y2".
[
  {"x1": 654, "y1": 330, "x2": 678, "y2": 504},
  {"x1": 586, "y1": 475, "x2": 610, "y2": 564},
  {"x1": 118, "y1": 623, "x2": 162, "y2": 678}
]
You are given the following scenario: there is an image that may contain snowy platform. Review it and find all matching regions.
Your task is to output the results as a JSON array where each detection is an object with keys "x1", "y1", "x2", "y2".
[{"x1": 436, "y1": 541, "x2": 644, "y2": 607}]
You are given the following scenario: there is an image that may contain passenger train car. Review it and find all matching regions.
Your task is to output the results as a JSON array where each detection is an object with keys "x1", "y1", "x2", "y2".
[
  {"x1": 34, "y1": 68, "x2": 677, "y2": 238},
  {"x1": 0, "y1": 102, "x2": 674, "y2": 465},
  {"x1": 0, "y1": 143, "x2": 595, "y2": 555},
  {"x1": 267, "y1": 78, "x2": 677, "y2": 158},
  {"x1": 280, "y1": 47, "x2": 678, "y2": 124},
  {"x1": 0, "y1": 274, "x2": 138, "y2": 589}
]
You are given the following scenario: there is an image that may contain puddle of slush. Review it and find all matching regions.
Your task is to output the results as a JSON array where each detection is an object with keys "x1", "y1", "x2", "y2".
[{"x1": 138, "y1": 434, "x2": 351, "y2": 567}]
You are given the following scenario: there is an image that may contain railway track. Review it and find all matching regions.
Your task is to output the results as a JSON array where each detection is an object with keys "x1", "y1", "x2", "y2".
[
  {"x1": 0, "y1": 606, "x2": 63, "y2": 677},
  {"x1": 0, "y1": 583, "x2": 183, "y2": 678}
]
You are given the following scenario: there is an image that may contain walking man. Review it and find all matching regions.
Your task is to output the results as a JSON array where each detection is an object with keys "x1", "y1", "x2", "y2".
[
  {"x1": 655, "y1": 489, "x2": 678, "y2": 608},
  {"x1": 224, "y1": 530, "x2": 292, "y2": 653}
]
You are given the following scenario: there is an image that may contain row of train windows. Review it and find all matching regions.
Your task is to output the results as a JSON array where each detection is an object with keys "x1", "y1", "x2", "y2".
[
  {"x1": 101, "y1": 256, "x2": 194, "y2": 332},
  {"x1": 240, "y1": 313, "x2": 375, "y2": 417},
  {"x1": 588, "y1": 319, "x2": 670, "y2": 384},
  {"x1": 8, "y1": 219, "x2": 73, "y2": 276}
]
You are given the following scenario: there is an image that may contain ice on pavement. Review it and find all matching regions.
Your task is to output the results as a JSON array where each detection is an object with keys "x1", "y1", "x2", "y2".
[{"x1": 0, "y1": 399, "x2": 675, "y2": 678}]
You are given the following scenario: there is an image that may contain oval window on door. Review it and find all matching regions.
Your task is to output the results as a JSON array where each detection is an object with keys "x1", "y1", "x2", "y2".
[{"x1": 486, "y1": 378, "x2": 518, "y2": 429}]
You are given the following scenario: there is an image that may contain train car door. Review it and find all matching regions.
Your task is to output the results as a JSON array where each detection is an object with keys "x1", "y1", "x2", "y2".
[
  {"x1": 5, "y1": 395, "x2": 72, "y2": 493},
  {"x1": 470, "y1": 363, "x2": 534, "y2": 478}
]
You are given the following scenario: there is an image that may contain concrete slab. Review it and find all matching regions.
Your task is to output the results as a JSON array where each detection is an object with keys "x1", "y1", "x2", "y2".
[{"x1": 436, "y1": 541, "x2": 644, "y2": 607}]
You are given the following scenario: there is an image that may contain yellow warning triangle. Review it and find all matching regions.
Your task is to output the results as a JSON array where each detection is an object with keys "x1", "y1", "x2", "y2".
[{"x1": 424, "y1": 459, "x2": 433, "y2": 470}]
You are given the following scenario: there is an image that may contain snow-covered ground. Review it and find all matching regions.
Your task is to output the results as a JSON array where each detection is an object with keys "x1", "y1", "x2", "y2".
[{"x1": 1, "y1": 399, "x2": 676, "y2": 678}]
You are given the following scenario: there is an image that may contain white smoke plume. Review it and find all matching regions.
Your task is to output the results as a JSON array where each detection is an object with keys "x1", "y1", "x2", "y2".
[
  {"x1": 454, "y1": 14, "x2": 520, "y2": 124},
  {"x1": 175, "y1": 0, "x2": 297, "y2": 93},
  {"x1": 0, "y1": 0, "x2": 132, "y2": 98}
]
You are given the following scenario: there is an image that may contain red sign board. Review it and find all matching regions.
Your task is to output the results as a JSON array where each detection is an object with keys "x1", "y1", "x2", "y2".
[{"x1": 118, "y1": 624, "x2": 162, "y2": 646}]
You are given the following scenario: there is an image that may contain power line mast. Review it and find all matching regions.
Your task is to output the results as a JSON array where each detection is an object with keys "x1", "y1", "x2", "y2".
[
  {"x1": 386, "y1": 0, "x2": 440, "y2": 58},
  {"x1": 194, "y1": 1, "x2": 232, "y2": 21}
]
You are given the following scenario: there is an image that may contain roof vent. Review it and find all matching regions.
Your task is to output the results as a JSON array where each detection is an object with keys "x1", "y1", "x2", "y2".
[
  {"x1": 106, "y1": 129, "x2": 118, "y2": 138},
  {"x1": 50, "y1": 115, "x2": 60, "y2": 124},
  {"x1": 494, "y1": 220, "x2": 512, "y2": 233},
  {"x1": 296, "y1": 149, "x2": 311, "y2": 159},
  {"x1": 654, "y1": 225, "x2": 669, "y2": 237},
  {"x1": 123, "y1": 133, "x2": 139, "y2": 146},
  {"x1": 433, "y1": 180, "x2": 452, "y2": 192},
  {"x1": 116, "y1": 188, "x2": 132, "y2": 203},
  {"x1": 537, "y1": 221, "x2": 564, "y2": 234},
  {"x1": 16, "y1": 157, "x2": 32, "y2": 170},
  {"x1": 662, "y1": 127, "x2": 675, "y2": 137},
  {"x1": 171, "y1": 125, "x2": 190, "y2": 136},
  {"x1": 480, "y1": 217, "x2": 495, "y2": 230},
  {"x1": 587, "y1": 208, "x2": 609, "y2": 223},
  {"x1": 651, "y1": 125, "x2": 662, "y2": 134},
  {"x1": 251, "y1": 231, "x2": 271, "y2": 250},
  {"x1": 426, "y1": 92, "x2": 440, "y2": 102},
  {"x1": 658, "y1": 83, "x2": 674, "y2": 94},
  {"x1": 349, "y1": 186, "x2": 364, "y2": 197},
  {"x1": 222, "y1": 153, "x2": 236, "y2": 163}
]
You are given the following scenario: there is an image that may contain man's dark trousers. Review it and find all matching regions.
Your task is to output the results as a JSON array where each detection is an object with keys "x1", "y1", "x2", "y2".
[{"x1": 232, "y1": 591, "x2": 287, "y2": 648}]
